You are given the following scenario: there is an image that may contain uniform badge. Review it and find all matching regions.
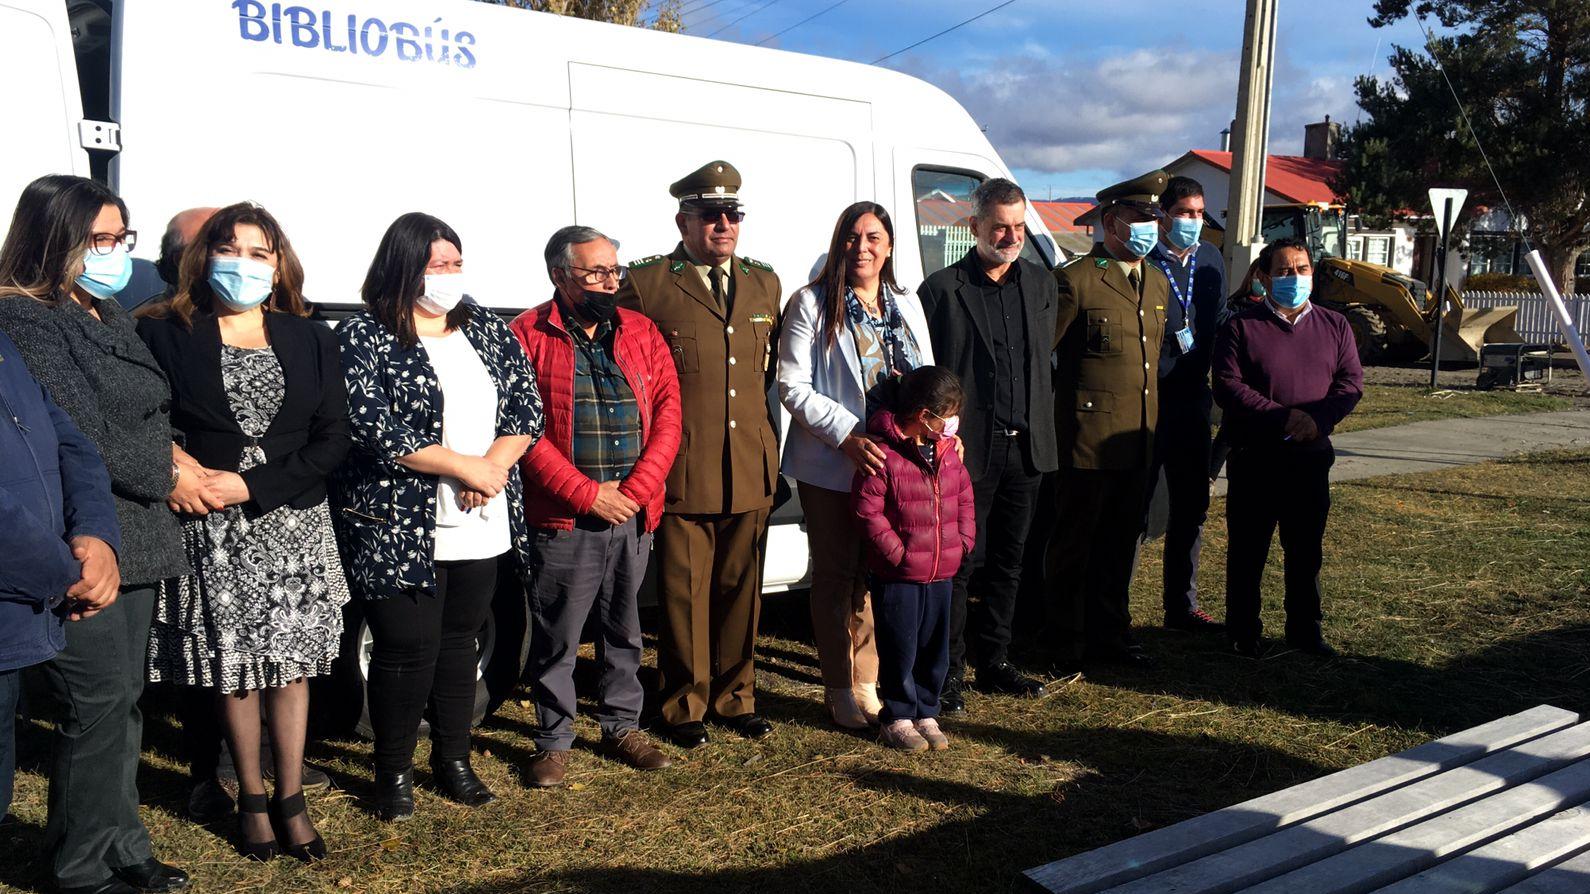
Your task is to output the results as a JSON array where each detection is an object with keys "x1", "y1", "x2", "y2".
[
  {"x1": 1094, "y1": 258, "x2": 1110, "y2": 268},
  {"x1": 749, "y1": 313, "x2": 774, "y2": 324},
  {"x1": 669, "y1": 261, "x2": 686, "y2": 273}
]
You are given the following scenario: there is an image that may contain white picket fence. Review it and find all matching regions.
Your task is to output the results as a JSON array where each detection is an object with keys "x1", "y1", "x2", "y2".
[{"x1": 1462, "y1": 290, "x2": 1590, "y2": 344}]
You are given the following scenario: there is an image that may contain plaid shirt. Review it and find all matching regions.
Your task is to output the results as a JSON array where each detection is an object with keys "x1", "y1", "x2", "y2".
[{"x1": 568, "y1": 317, "x2": 642, "y2": 483}]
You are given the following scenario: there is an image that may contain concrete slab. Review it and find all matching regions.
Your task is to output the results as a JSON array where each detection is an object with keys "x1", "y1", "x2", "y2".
[
  {"x1": 1373, "y1": 805, "x2": 1590, "y2": 893},
  {"x1": 1022, "y1": 706, "x2": 1577, "y2": 894},
  {"x1": 1100, "y1": 722, "x2": 1590, "y2": 894},
  {"x1": 1242, "y1": 759, "x2": 1590, "y2": 894},
  {"x1": 1211, "y1": 409, "x2": 1590, "y2": 496},
  {"x1": 1493, "y1": 847, "x2": 1590, "y2": 893}
]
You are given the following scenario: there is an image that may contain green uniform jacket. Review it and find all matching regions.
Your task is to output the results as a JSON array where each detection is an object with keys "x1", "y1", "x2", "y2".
[
  {"x1": 1052, "y1": 244, "x2": 1169, "y2": 471},
  {"x1": 617, "y1": 242, "x2": 782, "y2": 515}
]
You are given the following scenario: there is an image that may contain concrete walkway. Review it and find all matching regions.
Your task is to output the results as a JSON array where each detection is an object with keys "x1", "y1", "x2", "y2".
[{"x1": 1212, "y1": 410, "x2": 1590, "y2": 496}]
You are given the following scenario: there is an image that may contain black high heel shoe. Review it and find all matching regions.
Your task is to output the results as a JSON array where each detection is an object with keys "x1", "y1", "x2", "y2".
[
  {"x1": 269, "y1": 792, "x2": 326, "y2": 863},
  {"x1": 235, "y1": 792, "x2": 279, "y2": 862}
]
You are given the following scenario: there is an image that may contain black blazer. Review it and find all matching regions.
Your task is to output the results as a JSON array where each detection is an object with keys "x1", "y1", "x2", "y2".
[
  {"x1": 917, "y1": 252, "x2": 1059, "y2": 480},
  {"x1": 137, "y1": 311, "x2": 350, "y2": 514}
]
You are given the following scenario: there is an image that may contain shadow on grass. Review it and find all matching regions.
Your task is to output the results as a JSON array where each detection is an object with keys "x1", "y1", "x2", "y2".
[{"x1": 428, "y1": 725, "x2": 1330, "y2": 894}]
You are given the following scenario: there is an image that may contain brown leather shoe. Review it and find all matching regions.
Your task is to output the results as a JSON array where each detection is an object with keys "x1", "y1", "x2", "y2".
[
  {"x1": 601, "y1": 730, "x2": 673, "y2": 771},
  {"x1": 525, "y1": 750, "x2": 568, "y2": 788}
]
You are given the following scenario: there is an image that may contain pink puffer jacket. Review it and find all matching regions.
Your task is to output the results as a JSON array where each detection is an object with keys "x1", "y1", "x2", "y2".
[{"x1": 850, "y1": 409, "x2": 977, "y2": 583}]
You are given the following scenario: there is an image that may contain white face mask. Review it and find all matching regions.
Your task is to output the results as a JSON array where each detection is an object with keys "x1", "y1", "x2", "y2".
[{"x1": 418, "y1": 273, "x2": 468, "y2": 315}]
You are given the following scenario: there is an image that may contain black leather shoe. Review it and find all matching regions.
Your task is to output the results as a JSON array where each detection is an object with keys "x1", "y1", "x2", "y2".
[
  {"x1": 109, "y1": 859, "x2": 189, "y2": 893},
  {"x1": 1165, "y1": 609, "x2": 1225, "y2": 632},
  {"x1": 1286, "y1": 637, "x2": 1339, "y2": 658},
  {"x1": 374, "y1": 767, "x2": 415, "y2": 822},
  {"x1": 716, "y1": 713, "x2": 774, "y2": 740},
  {"x1": 186, "y1": 777, "x2": 235, "y2": 823},
  {"x1": 1231, "y1": 638, "x2": 1266, "y2": 659},
  {"x1": 429, "y1": 756, "x2": 496, "y2": 807},
  {"x1": 975, "y1": 661, "x2": 1047, "y2": 697},
  {"x1": 58, "y1": 878, "x2": 139, "y2": 894},
  {"x1": 1086, "y1": 645, "x2": 1155, "y2": 668},
  {"x1": 269, "y1": 791, "x2": 327, "y2": 863},
  {"x1": 940, "y1": 675, "x2": 966, "y2": 715},
  {"x1": 661, "y1": 721, "x2": 710, "y2": 749}
]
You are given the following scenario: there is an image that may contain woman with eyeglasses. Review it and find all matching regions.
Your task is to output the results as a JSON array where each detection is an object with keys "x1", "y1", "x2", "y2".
[
  {"x1": 0, "y1": 175, "x2": 192, "y2": 894},
  {"x1": 136, "y1": 202, "x2": 351, "y2": 863},
  {"x1": 775, "y1": 201, "x2": 934, "y2": 730},
  {"x1": 332, "y1": 212, "x2": 543, "y2": 822}
]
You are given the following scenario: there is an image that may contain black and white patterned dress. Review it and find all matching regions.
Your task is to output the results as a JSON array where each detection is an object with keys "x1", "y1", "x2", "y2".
[{"x1": 148, "y1": 345, "x2": 349, "y2": 690}]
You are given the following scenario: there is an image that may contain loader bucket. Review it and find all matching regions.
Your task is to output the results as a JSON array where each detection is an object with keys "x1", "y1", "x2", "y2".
[{"x1": 1441, "y1": 287, "x2": 1523, "y2": 363}]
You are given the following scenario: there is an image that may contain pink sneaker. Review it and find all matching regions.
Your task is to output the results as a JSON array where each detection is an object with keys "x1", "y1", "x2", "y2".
[
  {"x1": 915, "y1": 717, "x2": 950, "y2": 751},
  {"x1": 878, "y1": 719, "x2": 928, "y2": 752}
]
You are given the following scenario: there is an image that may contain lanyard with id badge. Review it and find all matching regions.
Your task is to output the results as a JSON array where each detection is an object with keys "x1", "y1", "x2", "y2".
[{"x1": 1154, "y1": 253, "x2": 1196, "y2": 355}]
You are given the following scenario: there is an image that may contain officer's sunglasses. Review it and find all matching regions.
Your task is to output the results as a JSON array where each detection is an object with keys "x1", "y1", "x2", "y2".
[
  {"x1": 693, "y1": 210, "x2": 745, "y2": 224},
  {"x1": 565, "y1": 264, "x2": 629, "y2": 285}
]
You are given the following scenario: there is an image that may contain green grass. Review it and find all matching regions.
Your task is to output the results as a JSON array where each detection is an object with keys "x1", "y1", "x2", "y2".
[
  {"x1": 4, "y1": 450, "x2": 1589, "y2": 893},
  {"x1": 1334, "y1": 383, "x2": 1571, "y2": 434}
]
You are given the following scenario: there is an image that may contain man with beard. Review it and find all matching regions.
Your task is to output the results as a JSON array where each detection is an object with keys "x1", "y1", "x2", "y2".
[{"x1": 916, "y1": 178, "x2": 1056, "y2": 713}]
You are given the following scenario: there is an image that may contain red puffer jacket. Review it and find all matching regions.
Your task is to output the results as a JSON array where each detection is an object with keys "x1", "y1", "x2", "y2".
[
  {"x1": 850, "y1": 409, "x2": 976, "y2": 583},
  {"x1": 510, "y1": 301, "x2": 681, "y2": 532}
]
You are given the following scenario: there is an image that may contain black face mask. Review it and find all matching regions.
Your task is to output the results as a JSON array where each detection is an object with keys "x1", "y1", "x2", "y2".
[{"x1": 572, "y1": 289, "x2": 618, "y2": 325}]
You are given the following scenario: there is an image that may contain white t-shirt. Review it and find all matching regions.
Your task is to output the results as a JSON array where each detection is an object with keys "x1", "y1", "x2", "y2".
[{"x1": 420, "y1": 330, "x2": 510, "y2": 562}]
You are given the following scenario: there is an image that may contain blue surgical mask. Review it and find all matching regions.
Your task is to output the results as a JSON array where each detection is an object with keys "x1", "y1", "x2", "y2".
[
  {"x1": 1269, "y1": 275, "x2": 1312, "y2": 308},
  {"x1": 1166, "y1": 217, "x2": 1203, "y2": 251},
  {"x1": 1120, "y1": 219, "x2": 1159, "y2": 258},
  {"x1": 208, "y1": 256, "x2": 275, "y2": 311},
  {"x1": 76, "y1": 245, "x2": 132, "y2": 299}
]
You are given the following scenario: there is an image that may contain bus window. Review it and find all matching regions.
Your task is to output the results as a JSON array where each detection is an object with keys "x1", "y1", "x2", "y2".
[{"x1": 912, "y1": 167, "x2": 1049, "y2": 277}]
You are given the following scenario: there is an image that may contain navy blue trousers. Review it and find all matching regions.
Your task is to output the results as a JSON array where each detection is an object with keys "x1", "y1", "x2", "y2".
[{"x1": 872, "y1": 579, "x2": 952, "y2": 723}]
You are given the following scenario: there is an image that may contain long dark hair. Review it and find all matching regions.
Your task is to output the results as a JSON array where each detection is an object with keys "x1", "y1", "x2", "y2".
[
  {"x1": 804, "y1": 201, "x2": 904, "y2": 347},
  {"x1": 0, "y1": 174, "x2": 128, "y2": 304},
  {"x1": 138, "y1": 202, "x2": 309, "y2": 326},
  {"x1": 880, "y1": 365, "x2": 963, "y2": 420},
  {"x1": 361, "y1": 212, "x2": 471, "y2": 347}
]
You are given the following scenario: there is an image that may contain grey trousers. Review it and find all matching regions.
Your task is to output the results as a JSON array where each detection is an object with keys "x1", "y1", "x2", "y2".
[
  {"x1": 525, "y1": 518, "x2": 650, "y2": 751},
  {"x1": 32, "y1": 583, "x2": 157, "y2": 887}
]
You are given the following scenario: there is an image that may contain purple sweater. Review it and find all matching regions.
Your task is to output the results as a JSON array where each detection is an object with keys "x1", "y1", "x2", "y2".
[{"x1": 1211, "y1": 302, "x2": 1364, "y2": 450}]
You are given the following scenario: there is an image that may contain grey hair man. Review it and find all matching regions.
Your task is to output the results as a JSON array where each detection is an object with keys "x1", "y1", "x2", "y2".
[
  {"x1": 915, "y1": 177, "x2": 1059, "y2": 711},
  {"x1": 508, "y1": 225, "x2": 684, "y2": 786}
]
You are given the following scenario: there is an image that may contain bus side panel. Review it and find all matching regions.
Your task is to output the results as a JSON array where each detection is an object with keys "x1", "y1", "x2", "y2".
[{"x1": 0, "y1": 0, "x2": 89, "y2": 231}]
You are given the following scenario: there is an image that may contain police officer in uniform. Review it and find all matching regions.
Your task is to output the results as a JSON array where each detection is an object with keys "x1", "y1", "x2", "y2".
[
  {"x1": 616, "y1": 161, "x2": 782, "y2": 748},
  {"x1": 1048, "y1": 171, "x2": 1170, "y2": 670}
]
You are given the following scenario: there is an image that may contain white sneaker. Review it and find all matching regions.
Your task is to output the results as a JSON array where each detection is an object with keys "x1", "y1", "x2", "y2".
[
  {"x1": 879, "y1": 719, "x2": 929, "y2": 752},
  {"x1": 826, "y1": 687, "x2": 869, "y2": 730},
  {"x1": 914, "y1": 717, "x2": 950, "y2": 751},
  {"x1": 853, "y1": 682, "x2": 882, "y2": 725}
]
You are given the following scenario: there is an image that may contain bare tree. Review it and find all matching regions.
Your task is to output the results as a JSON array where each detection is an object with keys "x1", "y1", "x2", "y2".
[{"x1": 475, "y1": 0, "x2": 682, "y2": 32}]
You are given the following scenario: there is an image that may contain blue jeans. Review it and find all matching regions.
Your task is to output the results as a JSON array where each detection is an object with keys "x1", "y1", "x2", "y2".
[
  {"x1": 872, "y1": 579, "x2": 953, "y2": 723},
  {"x1": 1, "y1": 668, "x2": 19, "y2": 820}
]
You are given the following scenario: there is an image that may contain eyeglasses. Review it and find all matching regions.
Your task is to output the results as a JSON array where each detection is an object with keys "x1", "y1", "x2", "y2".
[
  {"x1": 88, "y1": 230, "x2": 137, "y2": 255},
  {"x1": 565, "y1": 264, "x2": 629, "y2": 285},
  {"x1": 693, "y1": 210, "x2": 745, "y2": 225}
]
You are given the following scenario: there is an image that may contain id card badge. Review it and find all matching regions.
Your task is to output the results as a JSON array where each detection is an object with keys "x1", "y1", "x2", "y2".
[{"x1": 1174, "y1": 325, "x2": 1195, "y2": 355}]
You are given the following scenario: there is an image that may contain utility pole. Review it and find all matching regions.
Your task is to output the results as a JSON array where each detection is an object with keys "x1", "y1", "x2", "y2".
[{"x1": 1225, "y1": 0, "x2": 1278, "y2": 284}]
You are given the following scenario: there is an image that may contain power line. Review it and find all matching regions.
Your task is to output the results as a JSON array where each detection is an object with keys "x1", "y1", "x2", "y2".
[
  {"x1": 706, "y1": 0, "x2": 781, "y2": 38},
  {"x1": 872, "y1": 0, "x2": 1018, "y2": 65},
  {"x1": 679, "y1": 0, "x2": 735, "y2": 17},
  {"x1": 752, "y1": 0, "x2": 852, "y2": 46},
  {"x1": 1413, "y1": 15, "x2": 1526, "y2": 247}
]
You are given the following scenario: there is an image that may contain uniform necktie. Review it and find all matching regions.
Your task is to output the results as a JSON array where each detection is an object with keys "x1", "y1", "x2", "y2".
[
  {"x1": 1128, "y1": 266, "x2": 1142, "y2": 295},
  {"x1": 709, "y1": 266, "x2": 727, "y2": 312}
]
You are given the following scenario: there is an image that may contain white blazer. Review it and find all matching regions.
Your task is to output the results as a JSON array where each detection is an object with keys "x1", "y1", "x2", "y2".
[{"x1": 776, "y1": 284, "x2": 935, "y2": 492}]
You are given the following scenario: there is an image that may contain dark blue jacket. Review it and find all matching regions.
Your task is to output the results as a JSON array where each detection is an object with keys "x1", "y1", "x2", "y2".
[
  {"x1": 1148, "y1": 240, "x2": 1228, "y2": 396},
  {"x1": 0, "y1": 330, "x2": 121, "y2": 672}
]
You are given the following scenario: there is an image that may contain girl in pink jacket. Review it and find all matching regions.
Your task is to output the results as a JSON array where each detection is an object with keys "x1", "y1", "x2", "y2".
[{"x1": 851, "y1": 366, "x2": 976, "y2": 751}]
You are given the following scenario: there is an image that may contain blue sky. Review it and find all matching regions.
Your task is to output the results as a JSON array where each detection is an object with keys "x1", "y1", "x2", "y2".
[{"x1": 681, "y1": 0, "x2": 1435, "y2": 199}]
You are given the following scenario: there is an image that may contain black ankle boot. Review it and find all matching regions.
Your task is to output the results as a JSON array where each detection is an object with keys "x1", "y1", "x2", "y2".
[
  {"x1": 429, "y1": 756, "x2": 496, "y2": 807},
  {"x1": 269, "y1": 791, "x2": 326, "y2": 863},
  {"x1": 374, "y1": 766, "x2": 415, "y2": 822}
]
